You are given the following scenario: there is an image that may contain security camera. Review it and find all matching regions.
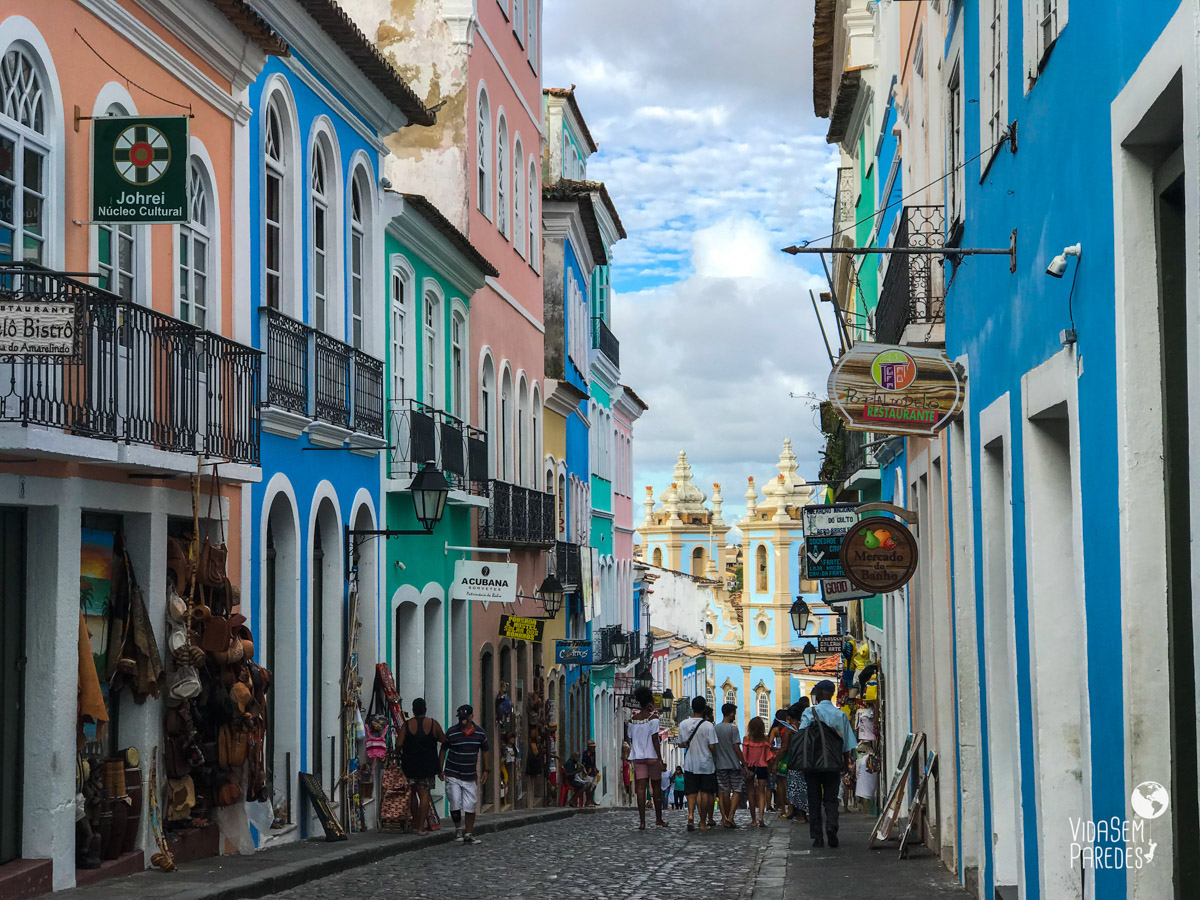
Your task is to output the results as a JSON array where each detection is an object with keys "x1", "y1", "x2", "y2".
[
  {"x1": 1046, "y1": 243, "x2": 1082, "y2": 278},
  {"x1": 380, "y1": 176, "x2": 393, "y2": 190}
]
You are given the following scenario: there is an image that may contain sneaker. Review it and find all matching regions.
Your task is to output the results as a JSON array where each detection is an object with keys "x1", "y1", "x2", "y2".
[
  {"x1": 454, "y1": 829, "x2": 464, "y2": 842},
  {"x1": 827, "y1": 832, "x2": 839, "y2": 848},
  {"x1": 812, "y1": 837, "x2": 825, "y2": 848},
  {"x1": 463, "y1": 833, "x2": 480, "y2": 844}
]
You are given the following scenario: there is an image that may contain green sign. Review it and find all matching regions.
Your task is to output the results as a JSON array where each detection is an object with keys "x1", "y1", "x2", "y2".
[{"x1": 91, "y1": 116, "x2": 189, "y2": 223}]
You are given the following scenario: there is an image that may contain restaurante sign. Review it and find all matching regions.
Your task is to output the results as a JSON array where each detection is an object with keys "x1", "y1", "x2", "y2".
[{"x1": 827, "y1": 343, "x2": 964, "y2": 437}]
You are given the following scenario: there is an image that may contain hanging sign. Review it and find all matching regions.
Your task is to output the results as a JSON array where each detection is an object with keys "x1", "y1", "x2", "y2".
[
  {"x1": 803, "y1": 534, "x2": 848, "y2": 580},
  {"x1": 555, "y1": 639, "x2": 593, "y2": 665},
  {"x1": 801, "y1": 503, "x2": 859, "y2": 537},
  {"x1": 579, "y1": 552, "x2": 594, "y2": 622},
  {"x1": 499, "y1": 614, "x2": 545, "y2": 643},
  {"x1": 92, "y1": 116, "x2": 190, "y2": 224},
  {"x1": 590, "y1": 548, "x2": 602, "y2": 620},
  {"x1": 817, "y1": 634, "x2": 845, "y2": 654},
  {"x1": 0, "y1": 299, "x2": 81, "y2": 357},
  {"x1": 820, "y1": 577, "x2": 873, "y2": 604},
  {"x1": 452, "y1": 560, "x2": 518, "y2": 605},
  {"x1": 827, "y1": 343, "x2": 964, "y2": 436},
  {"x1": 839, "y1": 517, "x2": 919, "y2": 593}
]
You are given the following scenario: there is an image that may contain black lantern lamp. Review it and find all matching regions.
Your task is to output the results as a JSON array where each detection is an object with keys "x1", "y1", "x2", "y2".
[
  {"x1": 636, "y1": 669, "x2": 653, "y2": 691},
  {"x1": 661, "y1": 687, "x2": 674, "y2": 711},
  {"x1": 802, "y1": 641, "x2": 818, "y2": 669},
  {"x1": 610, "y1": 629, "x2": 628, "y2": 664},
  {"x1": 410, "y1": 461, "x2": 451, "y2": 531},
  {"x1": 537, "y1": 574, "x2": 566, "y2": 617},
  {"x1": 790, "y1": 598, "x2": 810, "y2": 636}
]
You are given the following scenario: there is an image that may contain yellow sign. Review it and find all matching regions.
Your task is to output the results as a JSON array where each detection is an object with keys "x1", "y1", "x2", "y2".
[{"x1": 499, "y1": 615, "x2": 544, "y2": 643}]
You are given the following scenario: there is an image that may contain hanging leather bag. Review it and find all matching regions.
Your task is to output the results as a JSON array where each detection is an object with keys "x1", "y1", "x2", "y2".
[{"x1": 198, "y1": 470, "x2": 228, "y2": 589}]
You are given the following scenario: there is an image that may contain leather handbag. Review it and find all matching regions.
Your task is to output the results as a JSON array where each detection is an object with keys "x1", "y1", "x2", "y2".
[{"x1": 198, "y1": 471, "x2": 228, "y2": 589}]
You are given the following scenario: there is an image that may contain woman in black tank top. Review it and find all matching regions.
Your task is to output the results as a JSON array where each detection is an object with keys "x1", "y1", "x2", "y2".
[{"x1": 397, "y1": 697, "x2": 447, "y2": 834}]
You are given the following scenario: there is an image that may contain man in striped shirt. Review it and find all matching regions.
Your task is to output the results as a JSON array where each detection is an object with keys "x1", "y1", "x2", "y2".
[{"x1": 439, "y1": 704, "x2": 491, "y2": 843}]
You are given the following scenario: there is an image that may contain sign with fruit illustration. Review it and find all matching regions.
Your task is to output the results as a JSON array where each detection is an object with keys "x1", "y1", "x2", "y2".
[
  {"x1": 839, "y1": 517, "x2": 919, "y2": 593},
  {"x1": 827, "y1": 343, "x2": 964, "y2": 437}
]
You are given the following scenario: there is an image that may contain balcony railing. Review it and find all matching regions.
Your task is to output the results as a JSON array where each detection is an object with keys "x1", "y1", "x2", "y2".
[
  {"x1": 0, "y1": 264, "x2": 260, "y2": 465},
  {"x1": 876, "y1": 206, "x2": 945, "y2": 345},
  {"x1": 261, "y1": 307, "x2": 385, "y2": 438},
  {"x1": 480, "y1": 479, "x2": 555, "y2": 546},
  {"x1": 387, "y1": 398, "x2": 487, "y2": 496},
  {"x1": 833, "y1": 166, "x2": 856, "y2": 235},
  {"x1": 555, "y1": 540, "x2": 582, "y2": 588},
  {"x1": 591, "y1": 317, "x2": 619, "y2": 369}
]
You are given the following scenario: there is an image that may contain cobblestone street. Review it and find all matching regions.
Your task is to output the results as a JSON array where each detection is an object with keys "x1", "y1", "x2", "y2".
[{"x1": 263, "y1": 809, "x2": 968, "y2": 900}]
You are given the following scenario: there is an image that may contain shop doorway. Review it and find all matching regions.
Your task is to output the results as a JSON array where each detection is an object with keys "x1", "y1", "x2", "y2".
[{"x1": 0, "y1": 508, "x2": 26, "y2": 864}]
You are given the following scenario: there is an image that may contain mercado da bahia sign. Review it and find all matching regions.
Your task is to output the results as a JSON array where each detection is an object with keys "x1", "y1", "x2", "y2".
[
  {"x1": 827, "y1": 343, "x2": 964, "y2": 437},
  {"x1": 451, "y1": 560, "x2": 518, "y2": 606},
  {"x1": 92, "y1": 116, "x2": 189, "y2": 224},
  {"x1": 839, "y1": 517, "x2": 919, "y2": 594}
]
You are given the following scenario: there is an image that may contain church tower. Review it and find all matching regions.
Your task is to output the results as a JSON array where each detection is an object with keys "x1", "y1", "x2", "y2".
[{"x1": 638, "y1": 452, "x2": 731, "y2": 577}]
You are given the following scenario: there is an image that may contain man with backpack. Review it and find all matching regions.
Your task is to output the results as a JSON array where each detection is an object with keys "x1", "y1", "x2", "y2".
[{"x1": 796, "y1": 680, "x2": 857, "y2": 848}]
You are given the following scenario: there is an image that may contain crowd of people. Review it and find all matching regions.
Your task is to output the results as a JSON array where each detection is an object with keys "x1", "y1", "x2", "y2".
[{"x1": 620, "y1": 680, "x2": 858, "y2": 847}]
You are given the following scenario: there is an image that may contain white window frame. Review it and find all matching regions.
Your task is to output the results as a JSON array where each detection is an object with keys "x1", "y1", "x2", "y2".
[
  {"x1": 757, "y1": 691, "x2": 770, "y2": 719},
  {"x1": 979, "y1": 0, "x2": 1007, "y2": 174},
  {"x1": 0, "y1": 45, "x2": 51, "y2": 266},
  {"x1": 1024, "y1": 0, "x2": 1067, "y2": 88},
  {"x1": 527, "y1": 0, "x2": 538, "y2": 72},
  {"x1": 349, "y1": 174, "x2": 365, "y2": 349},
  {"x1": 946, "y1": 53, "x2": 965, "y2": 230},
  {"x1": 390, "y1": 257, "x2": 415, "y2": 403},
  {"x1": 500, "y1": 364, "x2": 515, "y2": 482},
  {"x1": 517, "y1": 373, "x2": 529, "y2": 486},
  {"x1": 496, "y1": 112, "x2": 509, "y2": 239},
  {"x1": 422, "y1": 279, "x2": 444, "y2": 410},
  {"x1": 264, "y1": 98, "x2": 285, "y2": 310},
  {"x1": 179, "y1": 159, "x2": 212, "y2": 329},
  {"x1": 451, "y1": 301, "x2": 468, "y2": 420},
  {"x1": 528, "y1": 158, "x2": 539, "y2": 270},
  {"x1": 480, "y1": 350, "x2": 497, "y2": 477},
  {"x1": 513, "y1": 0, "x2": 524, "y2": 45},
  {"x1": 513, "y1": 135, "x2": 525, "y2": 257},
  {"x1": 476, "y1": 85, "x2": 492, "y2": 220},
  {"x1": 532, "y1": 384, "x2": 541, "y2": 489},
  {"x1": 310, "y1": 140, "x2": 331, "y2": 332}
]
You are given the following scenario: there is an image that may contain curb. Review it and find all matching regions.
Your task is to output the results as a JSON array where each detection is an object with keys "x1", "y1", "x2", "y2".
[{"x1": 127, "y1": 807, "x2": 594, "y2": 900}]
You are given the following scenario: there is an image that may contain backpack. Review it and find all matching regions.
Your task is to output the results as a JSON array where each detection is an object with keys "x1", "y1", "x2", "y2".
[{"x1": 796, "y1": 715, "x2": 845, "y2": 773}]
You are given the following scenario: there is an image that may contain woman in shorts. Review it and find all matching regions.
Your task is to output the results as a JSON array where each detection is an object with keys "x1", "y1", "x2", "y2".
[
  {"x1": 627, "y1": 684, "x2": 668, "y2": 829},
  {"x1": 742, "y1": 715, "x2": 772, "y2": 827}
]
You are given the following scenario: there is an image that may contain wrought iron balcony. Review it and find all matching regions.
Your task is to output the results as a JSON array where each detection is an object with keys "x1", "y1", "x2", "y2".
[
  {"x1": 260, "y1": 307, "x2": 385, "y2": 439},
  {"x1": 876, "y1": 205, "x2": 946, "y2": 346},
  {"x1": 480, "y1": 478, "x2": 555, "y2": 546},
  {"x1": 591, "y1": 317, "x2": 619, "y2": 369},
  {"x1": 0, "y1": 263, "x2": 261, "y2": 466},
  {"x1": 555, "y1": 540, "x2": 582, "y2": 589},
  {"x1": 833, "y1": 166, "x2": 856, "y2": 235},
  {"x1": 387, "y1": 398, "x2": 487, "y2": 496}
]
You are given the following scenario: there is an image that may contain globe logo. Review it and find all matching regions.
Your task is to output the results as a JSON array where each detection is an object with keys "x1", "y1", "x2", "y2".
[{"x1": 1131, "y1": 781, "x2": 1170, "y2": 820}]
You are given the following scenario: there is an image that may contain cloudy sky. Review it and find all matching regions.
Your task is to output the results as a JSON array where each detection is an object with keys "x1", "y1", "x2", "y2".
[{"x1": 543, "y1": 0, "x2": 839, "y2": 529}]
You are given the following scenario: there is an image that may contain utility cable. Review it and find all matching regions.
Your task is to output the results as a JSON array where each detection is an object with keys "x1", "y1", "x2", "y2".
[
  {"x1": 796, "y1": 130, "x2": 1013, "y2": 249},
  {"x1": 74, "y1": 29, "x2": 194, "y2": 114}
]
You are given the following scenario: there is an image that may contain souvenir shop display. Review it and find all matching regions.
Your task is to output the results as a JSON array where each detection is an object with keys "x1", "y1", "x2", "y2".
[
  {"x1": 898, "y1": 751, "x2": 938, "y2": 859},
  {"x1": 299, "y1": 772, "x2": 347, "y2": 842},
  {"x1": 341, "y1": 582, "x2": 366, "y2": 832},
  {"x1": 372, "y1": 664, "x2": 439, "y2": 834}
]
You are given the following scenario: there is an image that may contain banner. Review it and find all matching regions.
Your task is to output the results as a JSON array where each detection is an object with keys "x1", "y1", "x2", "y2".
[
  {"x1": 580, "y1": 552, "x2": 593, "y2": 622},
  {"x1": 91, "y1": 116, "x2": 189, "y2": 223},
  {"x1": 451, "y1": 560, "x2": 518, "y2": 605},
  {"x1": 499, "y1": 615, "x2": 544, "y2": 643},
  {"x1": 555, "y1": 639, "x2": 592, "y2": 665},
  {"x1": 590, "y1": 548, "x2": 601, "y2": 620}
]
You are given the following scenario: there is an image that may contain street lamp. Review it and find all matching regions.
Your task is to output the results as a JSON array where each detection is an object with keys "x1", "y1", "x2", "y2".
[
  {"x1": 661, "y1": 687, "x2": 674, "y2": 711},
  {"x1": 410, "y1": 461, "x2": 451, "y2": 531},
  {"x1": 790, "y1": 598, "x2": 810, "y2": 636},
  {"x1": 636, "y1": 669, "x2": 652, "y2": 691},
  {"x1": 537, "y1": 574, "x2": 565, "y2": 618},
  {"x1": 610, "y1": 629, "x2": 628, "y2": 664},
  {"x1": 802, "y1": 641, "x2": 818, "y2": 669}
]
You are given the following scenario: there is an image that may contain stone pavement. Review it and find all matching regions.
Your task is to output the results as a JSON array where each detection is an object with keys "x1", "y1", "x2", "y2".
[{"x1": 53, "y1": 806, "x2": 971, "y2": 900}]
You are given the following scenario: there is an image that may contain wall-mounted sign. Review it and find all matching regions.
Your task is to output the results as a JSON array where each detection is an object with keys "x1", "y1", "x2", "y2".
[
  {"x1": 555, "y1": 639, "x2": 592, "y2": 665},
  {"x1": 91, "y1": 116, "x2": 190, "y2": 223},
  {"x1": 827, "y1": 343, "x2": 964, "y2": 436},
  {"x1": 0, "y1": 299, "x2": 81, "y2": 357},
  {"x1": 452, "y1": 560, "x2": 517, "y2": 605},
  {"x1": 499, "y1": 614, "x2": 544, "y2": 643},
  {"x1": 803, "y1": 534, "x2": 848, "y2": 580},
  {"x1": 580, "y1": 552, "x2": 594, "y2": 622},
  {"x1": 817, "y1": 634, "x2": 845, "y2": 654},
  {"x1": 820, "y1": 577, "x2": 873, "y2": 604},
  {"x1": 839, "y1": 517, "x2": 919, "y2": 593},
  {"x1": 801, "y1": 503, "x2": 859, "y2": 538}
]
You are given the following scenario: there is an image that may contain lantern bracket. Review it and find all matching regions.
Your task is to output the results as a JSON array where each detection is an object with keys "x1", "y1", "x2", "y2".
[
  {"x1": 345, "y1": 526, "x2": 436, "y2": 581},
  {"x1": 856, "y1": 502, "x2": 919, "y2": 526}
]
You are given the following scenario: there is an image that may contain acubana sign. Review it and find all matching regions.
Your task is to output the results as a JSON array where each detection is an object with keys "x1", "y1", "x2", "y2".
[{"x1": 451, "y1": 560, "x2": 518, "y2": 605}]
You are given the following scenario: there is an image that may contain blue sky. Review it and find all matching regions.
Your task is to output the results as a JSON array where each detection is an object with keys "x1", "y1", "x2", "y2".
[{"x1": 544, "y1": 0, "x2": 840, "y2": 527}]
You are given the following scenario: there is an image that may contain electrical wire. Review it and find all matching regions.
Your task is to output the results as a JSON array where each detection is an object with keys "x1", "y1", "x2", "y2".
[
  {"x1": 1066, "y1": 256, "x2": 1079, "y2": 334},
  {"x1": 797, "y1": 130, "x2": 1013, "y2": 249},
  {"x1": 74, "y1": 29, "x2": 194, "y2": 114}
]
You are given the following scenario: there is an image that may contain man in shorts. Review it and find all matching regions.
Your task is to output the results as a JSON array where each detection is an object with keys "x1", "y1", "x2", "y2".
[
  {"x1": 713, "y1": 702, "x2": 749, "y2": 827},
  {"x1": 440, "y1": 704, "x2": 490, "y2": 844},
  {"x1": 677, "y1": 696, "x2": 718, "y2": 831}
]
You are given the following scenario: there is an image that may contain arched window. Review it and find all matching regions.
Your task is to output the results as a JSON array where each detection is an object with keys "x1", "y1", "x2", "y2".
[
  {"x1": 500, "y1": 366, "x2": 514, "y2": 482},
  {"x1": 517, "y1": 375, "x2": 529, "y2": 486},
  {"x1": 349, "y1": 174, "x2": 366, "y2": 348},
  {"x1": 476, "y1": 87, "x2": 491, "y2": 219},
  {"x1": 528, "y1": 159, "x2": 538, "y2": 267},
  {"x1": 263, "y1": 97, "x2": 287, "y2": 309},
  {"x1": 423, "y1": 288, "x2": 442, "y2": 408},
  {"x1": 692, "y1": 546, "x2": 705, "y2": 577},
  {"x1": 0, "y1": 46, "x2": 48, "y2": 263},
  {"x1": 390, "y1": 262, "x2": 413, "y2": 400},
  {"x1": 652, "y1": 547, "x2": 662, "y2": 567},
  {"x1": 179, "y1": 160, "x2": 211, "y2": 328},
  {"x1": 481, "y1": 353, "x2": 496, "y2": 477},
  {"x1": 755, "y1": 544, "x2": 768, "y2": 593},
  {"x1": 513, "y1": 136, "x2": 525, "y2": 256},
  {"x1": 557, "y1": 472, "x2": 566, "y2": 539},
  {"x1": 451, "y1": 306, "x2": 467, "y2": 420},
  {"x1": 310, "y1": 141, "x2": 330, "y2": 331},
  {"x1": 724, "y1": 688, "x2": 736, "y2": 707},
  {"x1": 757, "y1": 691, "x2": 770, "y2": 719},
  {"x1": 95, "y1": 103, "x2": 139, "y2": 304},
  {"x1": 531, "y1": 386, "x2": 541, "y2": 488},
  {"x1": 496, "y1": 113, "x2": 508, "y2": 238}
]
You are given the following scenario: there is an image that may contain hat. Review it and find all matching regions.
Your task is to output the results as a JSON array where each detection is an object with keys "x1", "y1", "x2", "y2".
[
  {"x1": 587, "y1": 739, "x2": 595, "y2": 747},
  {"x1": 815, "y1": 679, "x2": 837, "y2": 692},
  {"x1": 457, "y1": 704, "x2": 473, "y2": 719}
]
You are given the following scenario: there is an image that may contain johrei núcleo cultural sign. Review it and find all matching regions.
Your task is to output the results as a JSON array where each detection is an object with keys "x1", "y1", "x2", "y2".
[{"x1": 827, "y1": 343, "x2": 964, "y2": 436}]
